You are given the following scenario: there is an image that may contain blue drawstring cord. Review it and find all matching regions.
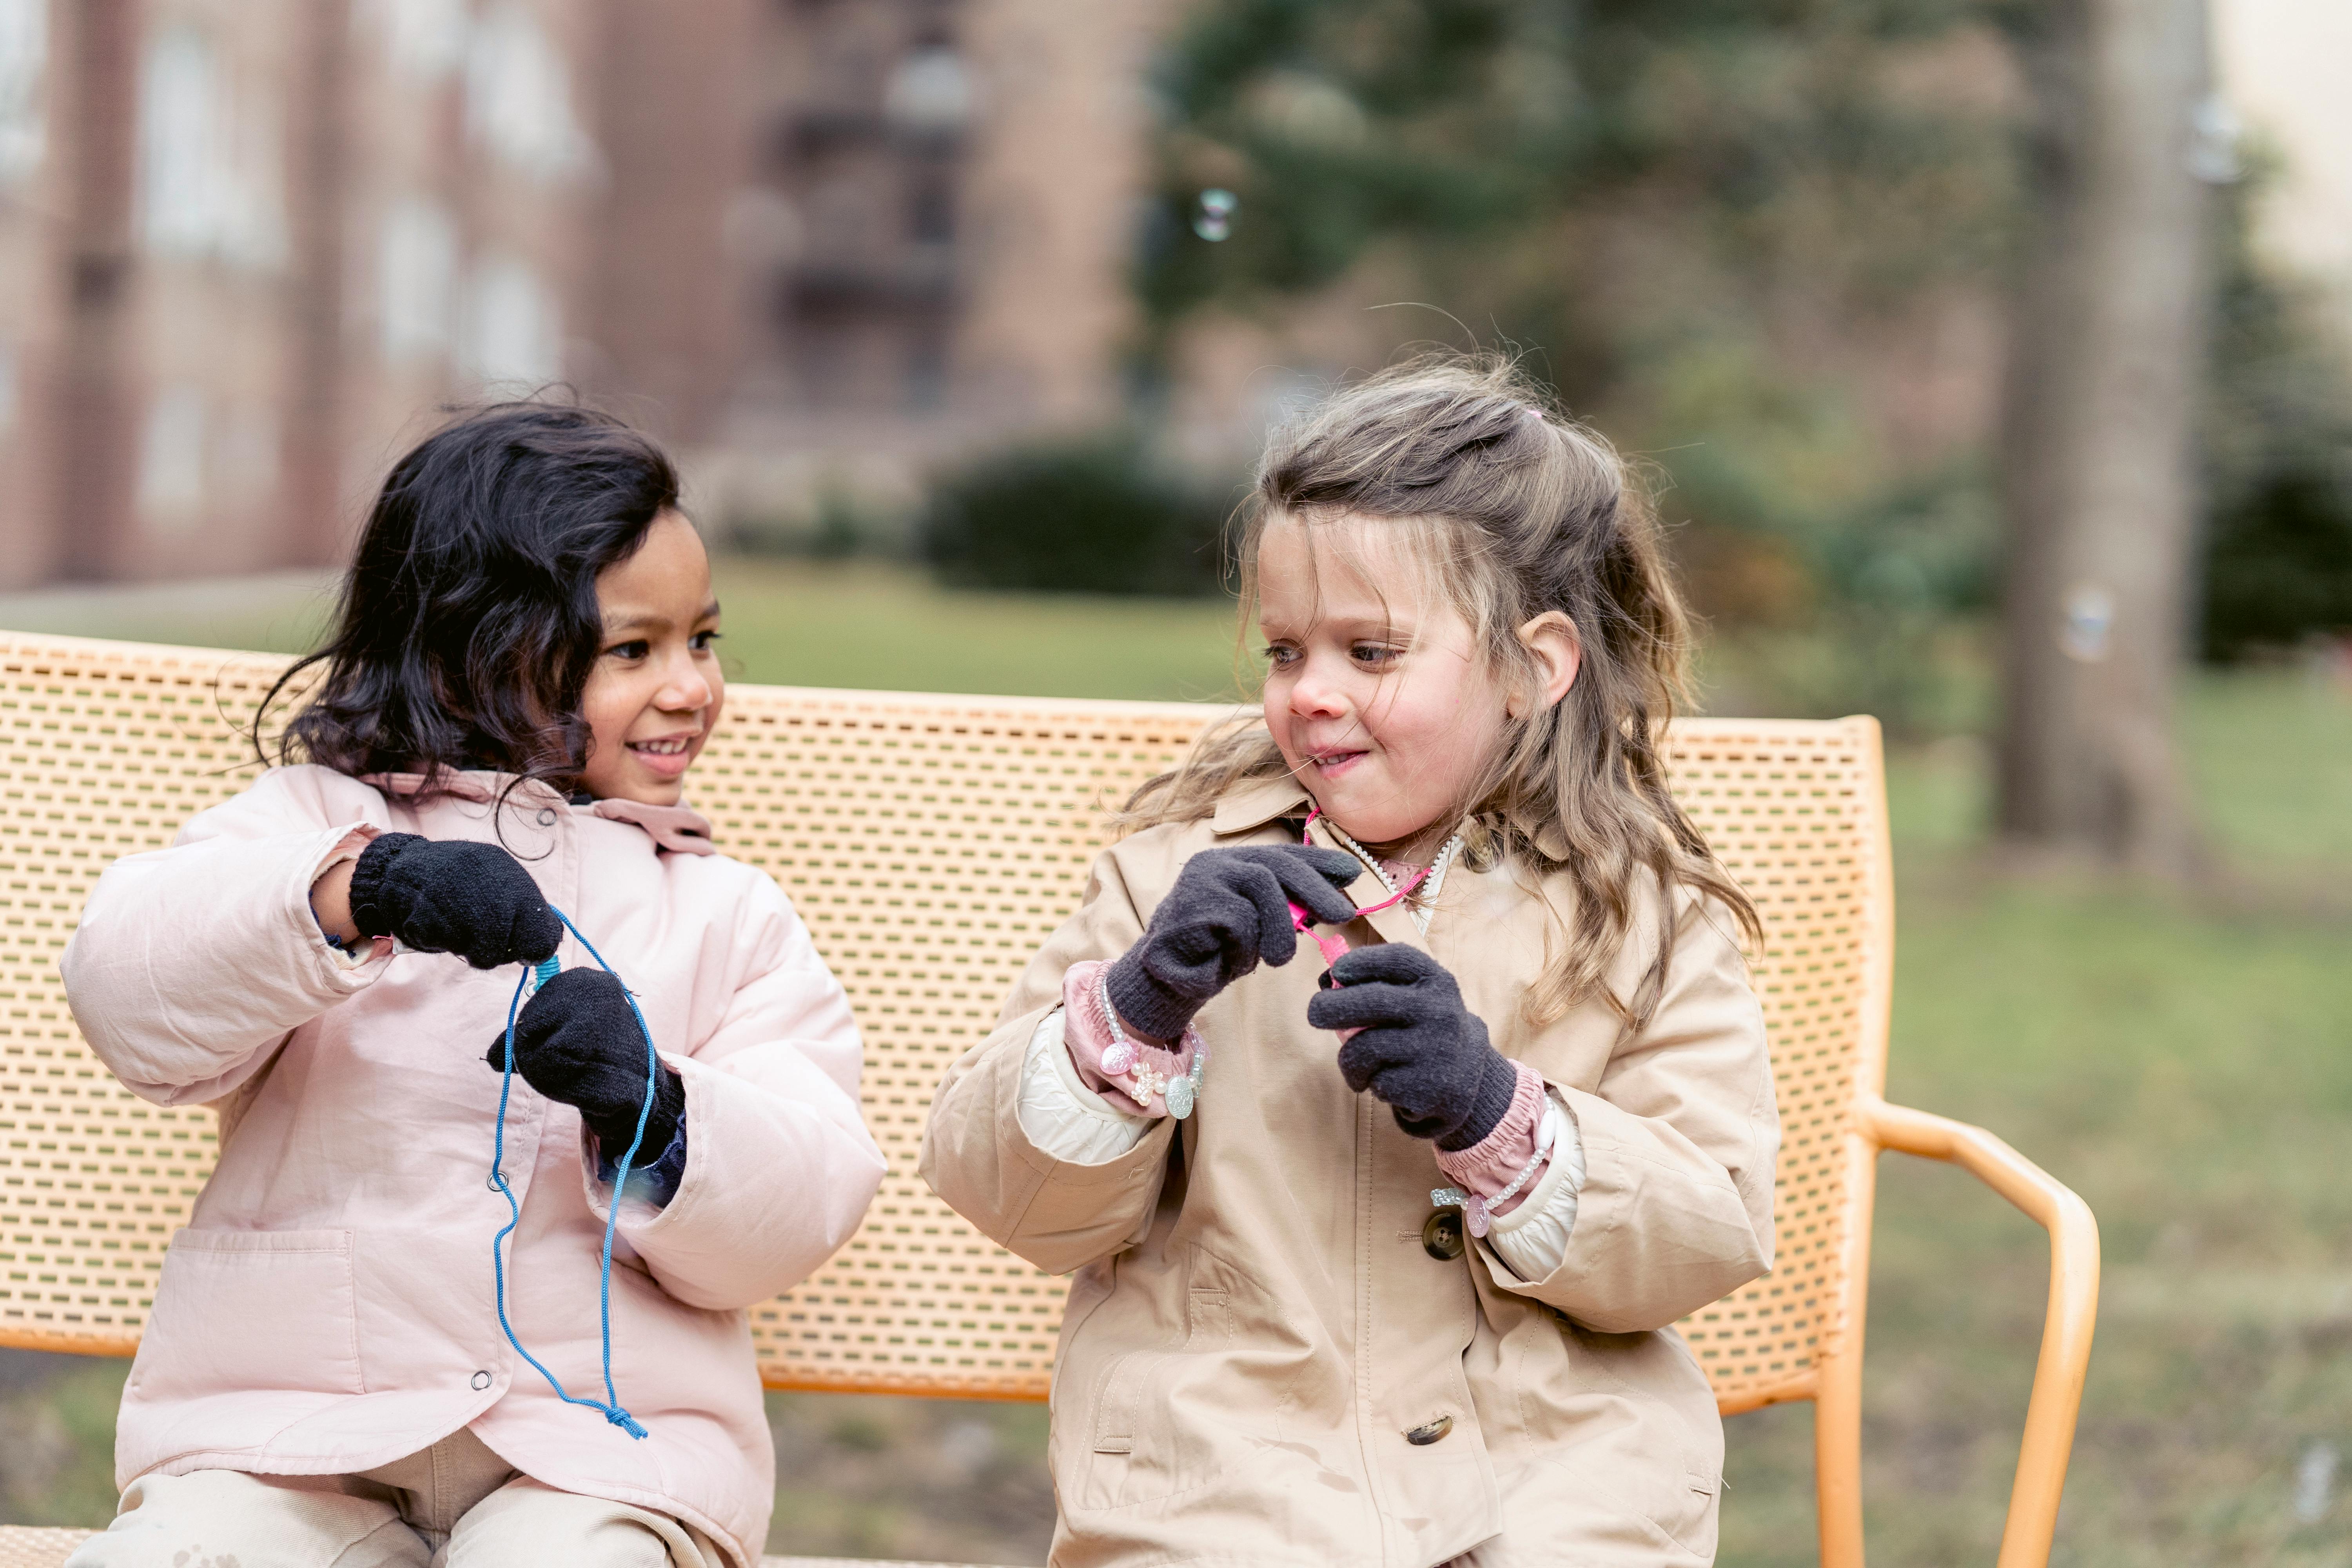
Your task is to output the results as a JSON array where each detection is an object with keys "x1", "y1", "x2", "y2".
[{"x1": 488, "y1": 907, "x2": 655, "y2": 1439}]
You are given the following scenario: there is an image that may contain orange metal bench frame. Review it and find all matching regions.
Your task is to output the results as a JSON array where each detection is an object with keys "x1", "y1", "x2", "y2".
[{"x1": 0, "y1": 631, "x2": 2096, "y2": 1566}]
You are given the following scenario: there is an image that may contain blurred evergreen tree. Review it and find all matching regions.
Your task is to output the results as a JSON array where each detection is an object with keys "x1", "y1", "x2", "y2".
[
  {"x1": 1132, "y1": 0, "x2": 2020, "y2": 732},
  {"x1": 2200, "y1": 177, "x2": 2352, "y2": 660},
  {"x1": 1138, "y1": 0, "x2": 2014, "y2": 371}
]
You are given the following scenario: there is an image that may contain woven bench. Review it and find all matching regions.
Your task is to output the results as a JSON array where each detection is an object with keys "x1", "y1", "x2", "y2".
[{"x1": 0, "y1": 631, "x2": 2096, "y2": 1566}]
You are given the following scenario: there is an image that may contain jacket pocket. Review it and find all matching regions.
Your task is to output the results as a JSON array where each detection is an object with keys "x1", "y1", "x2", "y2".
[
  {"x1": 1076, "y1": 1348, "x2": 1197, "y2": 1508},
  {"x1": 131, "y1": 1228, "x2": 364, "y2": 1401},
  {"x1": 1071, "y1": 1281, "x2": 1236, "y2": 1511}
]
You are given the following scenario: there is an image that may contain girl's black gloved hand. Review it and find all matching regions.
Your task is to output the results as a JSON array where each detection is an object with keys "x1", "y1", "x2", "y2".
[
  {"x1": 349, "y1": 832, "x2": 562, "y2": 970},
  {"x1": 1307, "y1": 945, "x2": 1518, "y2": 1151},
  {"x1": 1103, "y1": 845, "x2": 1364, "y2": 1041},
  {"x1": 485, "y1": 968, "x2": 684, "y2": 1156}
]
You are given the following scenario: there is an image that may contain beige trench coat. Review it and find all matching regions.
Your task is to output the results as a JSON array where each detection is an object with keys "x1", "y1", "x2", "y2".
[{"x1": 921, "y1": 779, "x2": 1779, "y2": 1568}]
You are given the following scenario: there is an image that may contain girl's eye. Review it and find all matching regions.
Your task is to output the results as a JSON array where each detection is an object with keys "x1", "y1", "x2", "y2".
[
  {"x1": 1351, "y1": 643, "x2": 1402, "y2": 666},
  {"x1": 1261, "y1": 644, "x2": 1300, "y2": 668},
  {"x1": 607, "y1": 639, "x2": 651, "y2": 661},
  {"x1": 690, "y1": 630, "x2": 722, "y2": 652}
]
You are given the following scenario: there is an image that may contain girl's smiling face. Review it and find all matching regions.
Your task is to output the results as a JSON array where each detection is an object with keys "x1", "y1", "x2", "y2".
[
  {"x1": 1257, "y1": 513, "x2": 1510, "y2": 857},
  {"x1": 580, "y1": 510, "x2": 725, "y2": 805}
]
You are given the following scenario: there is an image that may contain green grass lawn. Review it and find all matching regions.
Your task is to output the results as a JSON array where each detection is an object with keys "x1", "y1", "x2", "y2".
[
  {"x1": 4, "y1": 568, "x2": 2350, "y2": 1562},
  {"x1": 0, "y1": 556, "x2": 1252, "y2": 704}
]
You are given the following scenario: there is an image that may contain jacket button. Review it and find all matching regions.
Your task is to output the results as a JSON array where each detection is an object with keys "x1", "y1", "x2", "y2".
[
  {"x1": 470, "y1": 1370, "x2": 493, "y2": 1391},
  {"x1": 1405, "y1": 1415, "x2": 1454, "y2": 1446},
  {"x1": 1421, "y1": 1209, "x2": 1465, "y2": 1261}
]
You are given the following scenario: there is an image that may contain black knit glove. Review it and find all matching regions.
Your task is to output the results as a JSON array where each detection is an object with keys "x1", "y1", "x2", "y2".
[
  {"x1": 349, "y1": 833, "x2": 561, "y2": 970},
  {"x1": 1103, "y1": 846, "x2": 1364, "y2": 1041},
  {"x1": 1307, "y1": 946, "x2": 1517, "y2": 1151},
  {"x1": 485, "y1": 968, "x2": 685, "y2": 1156}
]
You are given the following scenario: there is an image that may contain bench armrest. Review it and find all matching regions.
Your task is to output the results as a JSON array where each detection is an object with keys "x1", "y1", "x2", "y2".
[{"x1": 1864, "y1": 1098, "x2": 2100, "y2": 1568}]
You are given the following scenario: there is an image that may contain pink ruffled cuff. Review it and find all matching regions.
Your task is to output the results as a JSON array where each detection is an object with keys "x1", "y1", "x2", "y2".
[
  {"x1": 1061, "y1": 960, "x2": 1201, "y2": 1119},
  {"x1": 1432, "y1": 1061, "x2": 1550, "y2": 1218}
]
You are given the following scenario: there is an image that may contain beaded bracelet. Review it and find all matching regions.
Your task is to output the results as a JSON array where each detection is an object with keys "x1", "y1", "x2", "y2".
[
  {"x1": 1432, "y1": 1106, "x2": 1558, "y2": 1239},
  {"x1": 1094, "y1": 968, "x2": 1207, "y2": 1119}
]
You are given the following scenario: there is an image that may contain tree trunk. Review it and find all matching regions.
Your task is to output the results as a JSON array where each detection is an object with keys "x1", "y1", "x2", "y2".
[{"x1": 1995, "y1": 0, "x2": 2216, "y2": 877}]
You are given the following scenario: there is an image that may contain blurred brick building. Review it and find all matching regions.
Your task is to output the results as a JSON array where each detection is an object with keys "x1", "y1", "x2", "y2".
[{"x1": 0, "y1": 0, "x2": 1158, "y2": 588}]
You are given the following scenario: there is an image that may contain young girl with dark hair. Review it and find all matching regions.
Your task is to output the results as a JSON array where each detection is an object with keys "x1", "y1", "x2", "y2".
[
  {"x1": 61, "y1": 404, "x2": 886, "y2": 1568},
  {"x1": 924, "y1": 356, "x2": 1780, "y2": 1566}
]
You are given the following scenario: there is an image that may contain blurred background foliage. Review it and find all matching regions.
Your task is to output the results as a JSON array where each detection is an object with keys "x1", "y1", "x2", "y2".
[
  {"x1": 2202, "y1": 172, "x2": 2352, "y2": 662},
  {"x1": 869, "y1": 0, "x2": 2352, "y2": 740}
]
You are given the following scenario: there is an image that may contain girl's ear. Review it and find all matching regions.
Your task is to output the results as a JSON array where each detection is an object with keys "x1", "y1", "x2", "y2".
[{"x1": 1508, "y1": 612, "x2": 1581, "y2": 719}]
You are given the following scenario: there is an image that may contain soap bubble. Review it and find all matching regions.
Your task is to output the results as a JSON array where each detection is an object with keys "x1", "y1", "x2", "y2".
[{"x1": 1193, "y1": 189, "x2": 1237, "y2": 242}]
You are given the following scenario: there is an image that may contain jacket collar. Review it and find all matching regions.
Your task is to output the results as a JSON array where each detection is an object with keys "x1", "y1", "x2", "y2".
[
  {"x1": 364, "y1": 770, "x2": 716, "y2": 856},
  {"x1": 587, "y1": 797, "x2": 716, "y2": 856},
  {"x1": 1208, "y1": 776, "x2": 1314, "y2": 836}
]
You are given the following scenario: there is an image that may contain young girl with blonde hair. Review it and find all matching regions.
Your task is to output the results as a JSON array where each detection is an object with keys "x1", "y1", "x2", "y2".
[{"x1": 924, "y1": 355, "x2": 1780, "y2": 1566}]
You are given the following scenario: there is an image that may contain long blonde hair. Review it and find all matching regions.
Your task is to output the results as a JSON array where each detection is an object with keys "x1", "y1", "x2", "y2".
[{"x1": 1119, "y1": 352, "x2": 1759, "y2": 1027}]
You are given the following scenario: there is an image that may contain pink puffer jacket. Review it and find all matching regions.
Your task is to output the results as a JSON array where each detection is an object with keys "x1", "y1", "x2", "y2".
[{"x1": 60, "y1": 766, "x2": 886, "y2": 1568}]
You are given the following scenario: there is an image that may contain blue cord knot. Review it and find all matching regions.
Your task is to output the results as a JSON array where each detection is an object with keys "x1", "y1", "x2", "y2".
[{"x1": 489, "y1": 911, "x2": 658, "y2": 1440}]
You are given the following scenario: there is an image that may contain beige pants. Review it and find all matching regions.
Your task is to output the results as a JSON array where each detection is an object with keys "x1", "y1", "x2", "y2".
[{"x1": 64, "y1": 1427, "x2": 726, "y2": 1568}]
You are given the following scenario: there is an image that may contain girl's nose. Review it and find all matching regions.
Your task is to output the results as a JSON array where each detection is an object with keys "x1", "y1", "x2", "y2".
[
  {"x1": 658, "y1": 659, "x2": 713, "y2": 716},
  {"x1": 1288, "y1": 658, "x2": 1350, "y2": 720}
]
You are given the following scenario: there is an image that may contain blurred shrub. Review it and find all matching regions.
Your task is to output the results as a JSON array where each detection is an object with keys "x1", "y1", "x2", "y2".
[
  {"x1": 2204, "y1": 470, "x2": 2352, "y2": 660},
  {"x1": 2201, "y1": 180, "x2": 2352, "y2": 661},
  {"x1": 920, "y1": 436, "x2": 1230, "y2": 595}
]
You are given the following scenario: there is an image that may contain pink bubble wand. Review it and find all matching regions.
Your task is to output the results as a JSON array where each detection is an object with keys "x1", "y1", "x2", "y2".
[{"x1": 1290, "y1": 808, "x2": 1429, "y2": 975}]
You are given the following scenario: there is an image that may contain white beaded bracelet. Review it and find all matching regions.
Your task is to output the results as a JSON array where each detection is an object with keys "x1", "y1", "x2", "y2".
[
  {"x1": 1432, "y1": 1105, "x2": 1557, "y2": 1239},
  {"x1": 1094, "y1": 969, "x2": 1207, "y2": 1120}
]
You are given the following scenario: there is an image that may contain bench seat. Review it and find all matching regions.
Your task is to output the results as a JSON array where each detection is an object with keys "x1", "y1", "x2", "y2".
[{"x1": 0, "y1": 632, "x2": 2097, "y2": 1566}]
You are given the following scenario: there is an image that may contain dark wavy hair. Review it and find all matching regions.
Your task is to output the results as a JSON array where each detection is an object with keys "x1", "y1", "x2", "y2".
[{"x1": 259, "y1": 402, "x2": 681, "y2": 799}]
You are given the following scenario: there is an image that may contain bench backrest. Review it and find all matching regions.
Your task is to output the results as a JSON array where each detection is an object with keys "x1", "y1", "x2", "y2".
[{"x1": 0, "y1": 632, "x2": 1892, "y2": 1415}]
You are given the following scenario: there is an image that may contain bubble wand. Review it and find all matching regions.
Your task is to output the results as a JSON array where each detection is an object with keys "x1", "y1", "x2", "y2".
[{"x1": 1288, "y1": 808, "x2": 1430, "y2": 971}]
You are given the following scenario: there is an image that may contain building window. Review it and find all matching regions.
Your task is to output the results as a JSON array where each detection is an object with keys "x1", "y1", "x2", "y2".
[
  {"x1": 138, "y1": 385, "x2": 208, "y2": 534},
  {"x1": 218, "y1": 403, "x2": 279, "y2": 504},
  {"x1": 905, "y1": 333, "x2": 948, "y2": 413},
  {"x1": 909, "y1": 176, "x2": 956, "y2": 247},
  {"x1": 381, "y1": 198, "x2": 458, "y2": 361},
  {"x1": 466, "y1": 3, "x2": 593, "y2": 185},
  {"x1": 363, "y1": 0, "x2": 469, "y2": 86},
  {"x1": 138, "y1": 25, "x2": 285, "y2": 268},
  {"x1": 461, "y1": 252, "x2": 563, "y2": 390},
  {"x1": 0, "y1": 0, "x2": 44, "y2": 186},
  {"x1": 882, "y1": 45, "x2": 974, "y2": 140}
]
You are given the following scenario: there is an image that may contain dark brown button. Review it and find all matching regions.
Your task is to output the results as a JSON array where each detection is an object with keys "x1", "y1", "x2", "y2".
[
  {"x1": 1421, "y1": 1208, "x2": 1465, "y2": 1261},
  {"x1": 1405, "y1": 1415, "x2": 1454, "y2": 1446}
]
